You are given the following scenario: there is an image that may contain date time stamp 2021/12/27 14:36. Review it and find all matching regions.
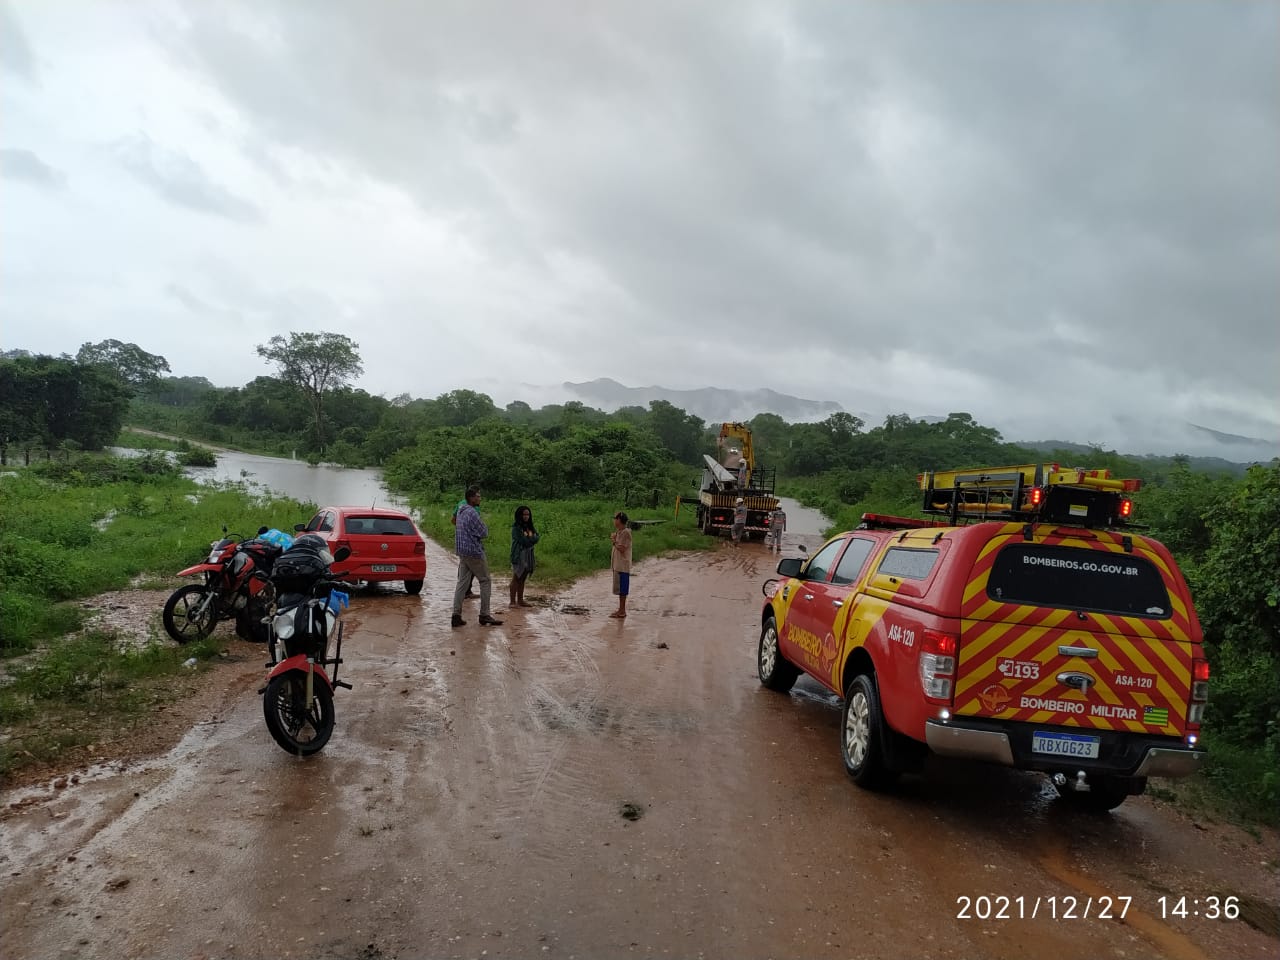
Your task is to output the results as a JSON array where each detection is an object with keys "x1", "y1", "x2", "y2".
[{"x1": 955, "y1": 894, "x2": 1242, "y2": 922}]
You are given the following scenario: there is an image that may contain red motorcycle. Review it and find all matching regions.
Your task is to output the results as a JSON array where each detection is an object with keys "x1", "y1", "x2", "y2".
[
  {"x1": 162, "y1": 527, "x2": 284, "y2": 644},
  {"x1": 260, "y1": 543, "x2": 353, "y2": 755}
]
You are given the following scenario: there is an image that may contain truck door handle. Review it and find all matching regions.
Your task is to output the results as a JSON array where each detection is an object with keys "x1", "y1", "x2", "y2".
[
  {"x1": 1058, "y1": 645, "x2": 1099, "y2": 658},
  {"x1": 832, "y1": 600, "x2": 843, "y2": 608}
]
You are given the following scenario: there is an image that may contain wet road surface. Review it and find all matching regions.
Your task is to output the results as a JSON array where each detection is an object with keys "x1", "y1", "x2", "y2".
[{"x1": 2, "y1": 534, "x2": 1278, "y2": 960}]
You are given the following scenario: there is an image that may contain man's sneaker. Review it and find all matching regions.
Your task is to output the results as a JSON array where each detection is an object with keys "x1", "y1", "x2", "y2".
[
  {"x1": 451, "y1": 614, "x2": 466, "y2": 628},
  {"x1": 479, "y1": 615, "x2": 504, "y2": 626}
]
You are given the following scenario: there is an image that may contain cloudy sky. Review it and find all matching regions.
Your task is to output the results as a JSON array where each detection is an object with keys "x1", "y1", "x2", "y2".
[{"x1": 2, "y1": 1, "x2": 1277, "y2": 455}]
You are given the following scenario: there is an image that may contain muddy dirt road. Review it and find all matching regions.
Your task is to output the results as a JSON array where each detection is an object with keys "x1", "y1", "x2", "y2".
[{"x1": 2, "y1": 537, "x2": 1278, "y2": 960}]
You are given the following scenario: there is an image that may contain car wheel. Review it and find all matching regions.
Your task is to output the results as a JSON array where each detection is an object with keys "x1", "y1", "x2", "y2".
[
  {"x1": 841, "y1": 673, "x2": 896, "y2": 789},
  {"x1": 757, "y1": 616, "x2": 799, "y2": 692},
  {"x1": 404, "y1": 579, "x2": 424, "y2": 596}
]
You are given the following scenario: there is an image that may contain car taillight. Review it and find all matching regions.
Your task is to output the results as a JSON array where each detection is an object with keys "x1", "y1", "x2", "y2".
[
  {"x1": 414, "y1": 540, "x2": 426, "y2": 555},
  {"x1": 919, "y1": 630, "x2": 958, "y2": 703},
  {"x1": 1188, "y1": 657, "x2": 1210, "y2": 727},
  {"x1": 333, "y1": 539, "x2": 350, "y2": 556}
]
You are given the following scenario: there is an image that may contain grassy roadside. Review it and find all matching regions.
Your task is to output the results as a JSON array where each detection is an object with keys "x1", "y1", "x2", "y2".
[
  {"x1": 0, "y1": 631, "x2": 227, "y2": 781},
  {"x1": 0, "y1": 450, "x2": 316, "y2": 780}
]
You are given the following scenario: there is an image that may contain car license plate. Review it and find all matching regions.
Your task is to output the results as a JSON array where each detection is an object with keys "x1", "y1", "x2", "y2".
[
  {"x1": 371, "y1": 564, "x2": 397, "y2": 573},
  {"x1": 1032, "y1": 731, "x2": 1100, "y2": 759}
]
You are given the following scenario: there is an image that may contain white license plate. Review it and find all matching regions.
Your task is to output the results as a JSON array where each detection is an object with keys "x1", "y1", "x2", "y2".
[
  {"x1": 1032, "y1": 731, "x2": 1100, "y2": 759},
  {"x1": 371, "y1": 564, "x2": 397, "y2": 573}
]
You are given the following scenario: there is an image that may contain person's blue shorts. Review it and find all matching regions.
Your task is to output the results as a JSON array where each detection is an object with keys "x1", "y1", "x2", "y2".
[{"x1": 612, "y1": 571, "x2": 630, "y2": 596}]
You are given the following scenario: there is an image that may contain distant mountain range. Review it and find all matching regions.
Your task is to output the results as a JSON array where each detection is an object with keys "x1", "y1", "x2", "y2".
[
  {"x1": 474, "y1": 377, "x2": 1277, "y2": 466},
  {"x1": 562, "y1": 378, "x2": 845, "y2": 424}
]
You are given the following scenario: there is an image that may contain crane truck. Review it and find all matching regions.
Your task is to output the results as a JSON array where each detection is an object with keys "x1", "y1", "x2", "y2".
[{"x1": 693, "y1": 422, "x2": 780, "y2": 539}]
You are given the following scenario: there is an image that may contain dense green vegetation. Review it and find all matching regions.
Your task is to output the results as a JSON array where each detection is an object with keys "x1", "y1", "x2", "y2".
[
  {"x1": 3, "y1": 335, "x2": 1276, "y2": 822},
  {"x1": 0, "y1": 454, "x2": 313, "y2": 655}
]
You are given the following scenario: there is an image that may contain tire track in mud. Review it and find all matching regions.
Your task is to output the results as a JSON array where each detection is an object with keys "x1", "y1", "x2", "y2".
[{"x1": 1036, "y1": 833, "x2": 1209, "y2": 960}]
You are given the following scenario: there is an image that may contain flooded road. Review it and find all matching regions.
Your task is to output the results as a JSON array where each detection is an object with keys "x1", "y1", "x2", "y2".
[
  {"x1": 2, "y1": 530, "x2": 1277, "y2": 960},
  {"x1": 186, "y1": 449, "x2": 403, "y2": 511}
]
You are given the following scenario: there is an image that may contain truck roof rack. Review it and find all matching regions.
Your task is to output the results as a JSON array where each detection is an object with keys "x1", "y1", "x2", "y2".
[
  {"x1": 916, "y1": 463, "x2": 1143, "y2": 529},
  {"x1": 857, "y1": 513, "x2": 950, "y2": 531}
]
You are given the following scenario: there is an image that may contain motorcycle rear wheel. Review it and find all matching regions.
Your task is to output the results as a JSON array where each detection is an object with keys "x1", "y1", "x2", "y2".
[
  {"x1": 162, "y1": 584, "x2": 218, "y2": 644},
  {"x1": 262, "y1": 670, "x2": 335, "y2": 756}
]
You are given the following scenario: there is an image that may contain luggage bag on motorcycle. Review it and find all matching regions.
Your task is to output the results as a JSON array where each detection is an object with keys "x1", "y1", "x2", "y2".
[
  {"x1": 270, "y1": 534, "x2": 332, "y2": 595},
  {"x1": 238, "y1": 537, "x2": 286, "y2": 576}
]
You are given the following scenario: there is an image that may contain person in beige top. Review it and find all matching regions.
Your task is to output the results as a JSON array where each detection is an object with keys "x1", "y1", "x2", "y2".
[{"x1": 610, "y1": 511, "x2": 633, "y2": 619}]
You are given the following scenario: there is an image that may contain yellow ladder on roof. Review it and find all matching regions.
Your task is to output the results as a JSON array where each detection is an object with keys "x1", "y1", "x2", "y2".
[{"x1": 918, "y1": 463, "x2": 1138, "y2": 493}]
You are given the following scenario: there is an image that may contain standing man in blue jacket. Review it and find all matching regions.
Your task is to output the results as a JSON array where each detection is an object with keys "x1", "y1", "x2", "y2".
[{"x1": 452, "y1": 487, "x2": 503, "y2": 628}]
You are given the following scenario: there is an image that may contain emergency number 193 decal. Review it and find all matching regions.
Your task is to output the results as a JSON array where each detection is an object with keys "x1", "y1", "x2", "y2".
[{"x1": 997, "y1": 657, "x2": 1041, "y2": 680}]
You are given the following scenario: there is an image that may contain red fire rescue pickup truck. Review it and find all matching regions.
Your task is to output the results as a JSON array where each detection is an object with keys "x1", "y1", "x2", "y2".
[{"x1": 758, "y1": 463, "x2": 1208, "y2": 812}]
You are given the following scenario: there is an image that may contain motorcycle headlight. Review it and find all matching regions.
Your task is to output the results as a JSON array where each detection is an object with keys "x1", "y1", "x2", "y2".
[{"x1": 273, "y1": 613, "x2": 294, "y2": 639}]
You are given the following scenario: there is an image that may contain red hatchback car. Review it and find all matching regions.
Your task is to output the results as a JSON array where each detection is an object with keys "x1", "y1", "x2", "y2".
[{"x1": 296, "y1": 506, "x2": 427, "y2": 595}]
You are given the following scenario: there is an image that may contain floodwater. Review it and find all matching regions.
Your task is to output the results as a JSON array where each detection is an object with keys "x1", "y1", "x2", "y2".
[
  {"x1": 129, "y1": 443, "x2": 834, "y2": 537},
  {"x1": 184, "y1": 450, "x2": 402, "y2": 511},
  {"x1": 775, "y1": 495, "x2": 829, "y2": 538}
]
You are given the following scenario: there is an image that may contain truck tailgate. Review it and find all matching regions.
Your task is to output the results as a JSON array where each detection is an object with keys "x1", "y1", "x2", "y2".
[{"x1": 952, "y1": 617, "x2": 1196, "y2": 737}]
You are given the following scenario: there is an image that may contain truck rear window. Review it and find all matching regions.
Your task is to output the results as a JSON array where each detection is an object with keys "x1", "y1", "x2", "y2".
[
  {"x1": 876, "y1": 547, "x2": 939, "y2": 581},
  {"x1": 986, "y1": 544, "x2": 1171, "y2": 619}
]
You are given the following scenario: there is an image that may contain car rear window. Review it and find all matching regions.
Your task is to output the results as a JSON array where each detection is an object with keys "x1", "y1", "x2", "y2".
[
  {"x1": 986, "y1": 543, "x2": 1172, "y2": 619},
  {"x1": 344, "y1": 515, "x2": 416, "y2": 536}
]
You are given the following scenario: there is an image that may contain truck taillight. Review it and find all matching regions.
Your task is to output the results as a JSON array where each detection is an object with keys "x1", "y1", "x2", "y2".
[
  {"x1": 1118, "y1": 498, "x2": 1133, "y2": 519},
  {"x1": 1028, "y1": 487, "x2": 1043, "y2": 506},
  {"x1": 919, "y1": 630, "x2": 958, "y2": 703},
  {"x1": 1188, "y1": 658, "x2": 1210, "y2": 727}
]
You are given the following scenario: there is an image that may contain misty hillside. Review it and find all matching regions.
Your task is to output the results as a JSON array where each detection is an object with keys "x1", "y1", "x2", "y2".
[
  {"x1": 561, "y1": 378, "x2": 846, "y2": 424},
  {"x1": 476, "y1": 378, "x2": 1277, "y2": 466}
]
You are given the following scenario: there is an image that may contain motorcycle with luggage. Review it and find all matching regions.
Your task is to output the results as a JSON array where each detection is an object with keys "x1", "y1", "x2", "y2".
[
  {"x1": 162, "y1": 527, "x2": 293, "y2": 644},
  {"x1": 258, "y1": 535, "x2": 354, "y2": 756}
]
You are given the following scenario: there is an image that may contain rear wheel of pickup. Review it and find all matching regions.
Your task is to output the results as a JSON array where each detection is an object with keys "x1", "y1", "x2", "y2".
[
  {"x1": 757, "y1": 616, "x2": 799, "y2": 692},
  {"x1": 841, "y1": 674, "x2": 896, "y2": 789}
]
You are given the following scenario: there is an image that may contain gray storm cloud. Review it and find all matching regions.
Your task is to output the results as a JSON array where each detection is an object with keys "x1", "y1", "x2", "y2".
[{"x1": 0, "y1": 0, "x2": 1275, "y2": 457}]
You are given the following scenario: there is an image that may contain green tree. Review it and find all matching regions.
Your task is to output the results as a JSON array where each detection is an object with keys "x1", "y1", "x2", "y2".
[
  {"x1": 0, "y1": 355, "x2": 130, "y2": 454},
  {"x1": 255, "y1": 331, "x2": 363, "y2": 451},
  {"x1": 436, "y1": 389, "x2": 498, "y2": 427},
  {"x1": 1190, "y1": 463, "x2": 1280, "y2": 746},
  {"x1": 647, "y1": 399, "x2": 705, "y2": 463},
  {"x1": 0, "y1": 358, "x2": 40, "y2": 465},
  {"x1": 75, "y1": 339, "x2": 171, "y2": 390}
]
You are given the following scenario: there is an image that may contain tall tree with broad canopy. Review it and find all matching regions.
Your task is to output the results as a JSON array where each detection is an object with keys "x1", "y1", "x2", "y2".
[
  {"x1": 75, "y1": 339, "x2": 171, "y2": 390},
  {"x1": 255, "y1": 332, "x2": 363, "y2": 451}
]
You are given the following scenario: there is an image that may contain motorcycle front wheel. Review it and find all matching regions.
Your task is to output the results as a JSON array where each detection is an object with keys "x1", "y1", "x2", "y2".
[
  {"x1": 162, "y1": 584, "x2": 218, "y2": 644},
  {"x1": 262, "y1": 670, "x2": 335, "y2": 756}
]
